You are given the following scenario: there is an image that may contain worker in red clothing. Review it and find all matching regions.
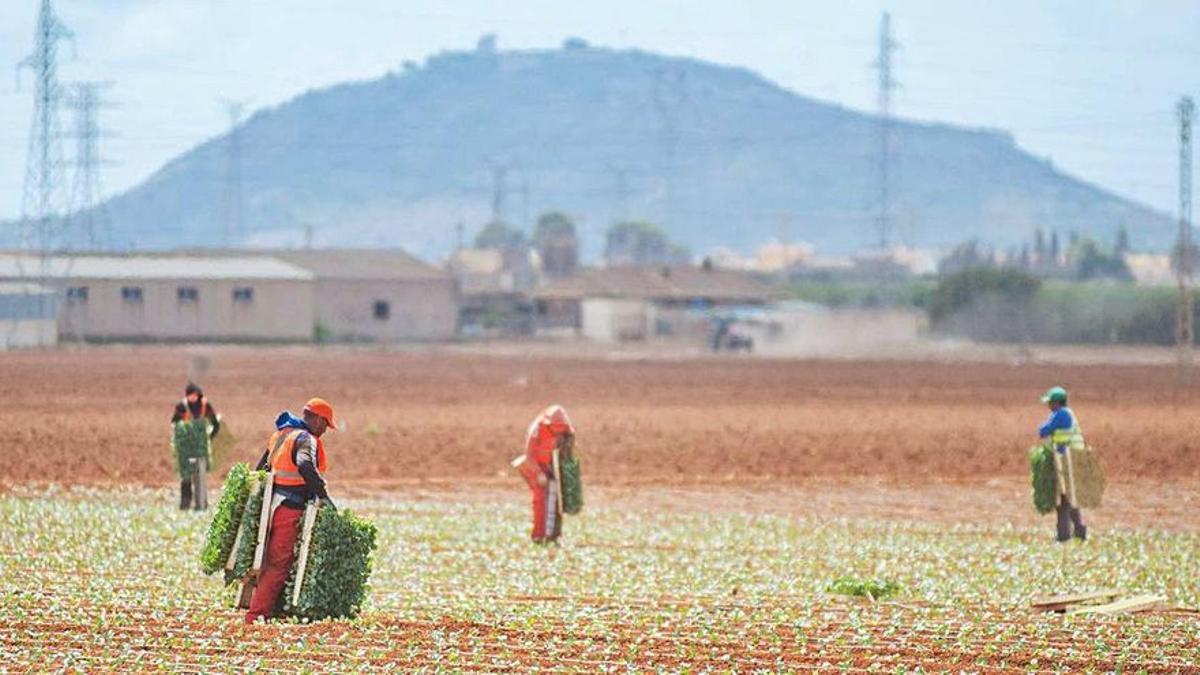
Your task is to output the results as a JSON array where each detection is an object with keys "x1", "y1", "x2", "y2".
[
  {"x1": 521, "y1": 405, "x2": 575, "y2": 544},
  {"x1": 244, "y1": 398, "x2": 339, "y2": 624}
]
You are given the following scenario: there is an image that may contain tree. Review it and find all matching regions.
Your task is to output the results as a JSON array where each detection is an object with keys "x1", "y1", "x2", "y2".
[
  {"x1": 534, "y1": 211, "x2": 579, "y2": 279},
  {"x1": 1033, "y1": 228, "x2": 1046, "y2": 265},
  {"x1": 928, "y1": 267, "x2": 1041, "y2": 341},
  {"x1": 534, "y1": 211, "x2": 576, "y2": 244},
  {"x1": 1049, "y1": 231, "x2": 1060, "y2": 265},
  {"x1": 1073, "y1": 238, "x2": 1132, "y2": 281},
  {"x1": 474, "y1": 221, "x2": 525, "y2": 251},
  {"x1": 1115, "y1": 225, "x2": 1131, "y2": 256},
  {"x1": 938, "y1": 239, "x2": 995, "y2": 276},
  {"x1": 605, "y1": 220, "x2": 670, "y2": 266}
]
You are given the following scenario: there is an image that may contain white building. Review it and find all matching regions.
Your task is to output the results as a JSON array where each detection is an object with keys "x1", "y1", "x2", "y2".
[{"x1": 0, "y1": 283, "x2": 59, "y2": 349}]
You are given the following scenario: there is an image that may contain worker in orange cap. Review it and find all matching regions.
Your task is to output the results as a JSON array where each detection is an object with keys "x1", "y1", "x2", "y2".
[
  {"x1": 519, "y1": 404, "x2": 575, "y2": 544},
  {"x1": 245, "y1": 398, "x2": 339, "y2": 623}
]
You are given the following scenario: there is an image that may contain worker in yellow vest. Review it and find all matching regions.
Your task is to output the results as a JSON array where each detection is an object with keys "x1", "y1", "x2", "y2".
[
  {"x1": 1037, "y1": 386, "x2": 1087, "y2": 542},
  {"x1": 244, "y1": 398, "x2": 338, "y2": 623}
]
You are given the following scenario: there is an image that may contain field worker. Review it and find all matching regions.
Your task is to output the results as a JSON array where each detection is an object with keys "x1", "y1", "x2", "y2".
[
  {"x1": 522, "y1": 404, "x2": 575, "y2": 544},
  {"x1": 245, "y1": 398, "x2": 339, "y2": 624},
  {"x1": 1038, "y1": 386, "x2": 1087, "y2": 542},
  {"x1": 171, "y1": 382, "x2": 221, "y2": 510}
]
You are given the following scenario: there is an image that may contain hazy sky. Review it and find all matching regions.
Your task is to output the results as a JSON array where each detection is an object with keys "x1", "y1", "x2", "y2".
[{"x1": 2, "y1": 0, "x2": 1197, "y2": 225}]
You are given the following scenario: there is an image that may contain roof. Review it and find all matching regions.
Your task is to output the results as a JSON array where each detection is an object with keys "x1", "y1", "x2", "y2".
[
  {"x1": 263, "y1": 249, "x2": 451, "y2": 281},
  {"x1": 534, "y1": 265, "x2": 775, "y2": 303},
  {"x1": 0, "y1": 255, "x2": 313, "y2": 281},
  {"x1": 0, "y1": 282, "x2": 55, "y2": 295},
  {"x1": 449, "y1": 248, "x2": 505, "y2": 275}
]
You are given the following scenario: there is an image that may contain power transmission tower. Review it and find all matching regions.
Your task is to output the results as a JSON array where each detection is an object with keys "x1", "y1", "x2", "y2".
[
  {"x1": 65, "y1": 81, "x2": 114, "y2": 250},
  {"x1": 1177, "y1": 96, "x2": 1194, "y2": 372},
  {"x1": 610, "y1": 166, "x2": 632, "y2": 223},
  {"x1": 654, "y1": 67, "x2": 688, "y2": 230},
  {"x1": 872, "y1": 11, "x2": 900, "y2": 251},
  {"x1": 219, "y1": 99, "x2": 249, "y2": 247},
  {"x1": 17, "y1": 0, "x2": 74, "y2": 256},
  {"x1": 487, "y1": 160, "x2": 509, "y2": 224}
]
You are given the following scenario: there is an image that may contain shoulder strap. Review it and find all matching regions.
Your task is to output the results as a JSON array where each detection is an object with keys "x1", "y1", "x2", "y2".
[{"x1": 266, "y1": 429, "x2": 299, "y2": 468}]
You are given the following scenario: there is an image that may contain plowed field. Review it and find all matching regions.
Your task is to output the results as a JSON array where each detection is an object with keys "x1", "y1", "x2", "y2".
[
  {"x1": 2, "y1": 346, "x2": 1198, "y2": 671},
  {"x1": 2, "y1": 345, "x2": 1198, "y2": 485}
]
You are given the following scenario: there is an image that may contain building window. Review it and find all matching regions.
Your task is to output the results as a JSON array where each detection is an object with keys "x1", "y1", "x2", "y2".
[
  {"x1": 232, "y1": 287, "x2": 254, "y2": 303},
  {"x1": 121, "y1": 286, "x2": 143, "y2": 303},
  {"x1": 373, "y1": 300, "x2": 390, "y2": 321},
  {"x1": 66, "y1": 286, "x2": 88, "y2": 302},
  {"x1": 177, "y1": 286, "x2": 199, "y2": 303}
]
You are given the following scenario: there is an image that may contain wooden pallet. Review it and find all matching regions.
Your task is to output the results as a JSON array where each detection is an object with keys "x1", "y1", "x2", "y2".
[
  {"x1": 1030, "y1": 589, "x2": 1122, "y2": 613},
  {"x1": 1069, "y1": 594, "x2": 1166, "y2": 616}
]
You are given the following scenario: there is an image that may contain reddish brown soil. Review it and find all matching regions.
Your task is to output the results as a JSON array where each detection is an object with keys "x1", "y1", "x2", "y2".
[
  {"x1": 2, "y1": 345, "x2": 1197, "y2": 487},
  {"x1": 4, "y1": 599, "x2": 1197, "y2": 672}
]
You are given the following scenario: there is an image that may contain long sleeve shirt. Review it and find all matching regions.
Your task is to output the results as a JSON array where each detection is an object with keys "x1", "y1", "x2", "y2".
[
  {"x1": 1038, "y1": 407, "x2": 1076, "y2": 449},
  {"x1": 171, "y1": 399, "x2": 220, "y2": 437},
  {"x1": 256, "y1": 425, "x2": 329, "y2": 507}
]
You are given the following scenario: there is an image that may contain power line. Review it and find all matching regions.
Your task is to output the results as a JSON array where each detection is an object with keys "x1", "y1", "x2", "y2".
[
  {"x1": 64, "y1": 80, "x2": 114, "y2": 249},
  {"x1": 218, "y1": 98, "x2": 249, "y2": 246},
  {"x1": 653, "y1": 66, "x2": 689, "y2": 230},
  {"x1": 1177, "y1": 95, "x2": 1194, "y2": 372},
  {"x1": 485, "y1": 159, "x2": 509, "y2": 224},
  {"x1": 17, "y1": 0, "x2": 73, "y2": 256},
  {"x1": 872, "y1": 10, "x2": 899, "y2": 251}
]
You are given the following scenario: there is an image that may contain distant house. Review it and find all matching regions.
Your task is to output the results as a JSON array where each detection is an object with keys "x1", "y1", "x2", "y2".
[
  {"x1": 269, "y1": 249, "x2": 458, "y2": 342},
  {"x1": 447, "y1": 247, "x2": 537, "y2": 335},
  {"x1": 533, "y1": 264, "x2": 775, "y2": 341},
  {"x1": 0, "y1": 254, "x2": 315, "y2": 342},
  {"x1": 1124, "y1": 253, "x2": 1174, "y2": 287},
  {"x1": 0, "y1": 283, "x2": 59, "y2": 349}
]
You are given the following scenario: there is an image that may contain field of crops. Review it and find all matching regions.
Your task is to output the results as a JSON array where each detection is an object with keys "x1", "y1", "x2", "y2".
[
  {"x1": 2, "y1": 346, "x2": 1199, "y2": 670},
  {"x1": 3, "y1": 485, "x2": 1198, "y2": 671}
]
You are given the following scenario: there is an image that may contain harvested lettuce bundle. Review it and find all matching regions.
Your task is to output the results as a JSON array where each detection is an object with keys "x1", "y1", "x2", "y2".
[
  {"x1": 560, "y1": 454, "x2": 584, "y2": 515},
  {"x1": 199, "y1": 463, "x2": 253, "y2": 574},
  {"x1": 1029, "y1": 445, "x2": 1057, "y2": 515},
  {"x1": 283, "y1": 505, "x2": 379, "y2": 620}
]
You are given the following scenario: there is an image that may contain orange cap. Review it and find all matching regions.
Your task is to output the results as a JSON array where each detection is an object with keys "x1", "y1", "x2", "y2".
[{"x1": 303, "y1": 397, "x2": 339, "y2": 431}]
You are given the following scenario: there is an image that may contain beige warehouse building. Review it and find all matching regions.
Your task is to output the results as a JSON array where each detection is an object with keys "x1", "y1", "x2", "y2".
[
  {"x1": 0, "y1": 255, "x2": 315, "y2": 342},
  {"x1": 260, "y1": 249, "x2": 459, "y2": 342}
]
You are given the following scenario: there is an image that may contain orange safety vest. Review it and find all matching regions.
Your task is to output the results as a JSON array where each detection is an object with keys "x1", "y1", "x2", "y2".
[
  {"x1": 180, "y1": 397, "x2": 208, "y2": 421},
  {"x1": 266, "y1": 427, "x2": 327, "y2": 487}
]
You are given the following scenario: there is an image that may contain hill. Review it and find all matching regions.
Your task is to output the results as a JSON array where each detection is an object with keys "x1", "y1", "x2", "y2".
[{"x1": 41, "y1": 38, "x2": 1176, "y2": 259}]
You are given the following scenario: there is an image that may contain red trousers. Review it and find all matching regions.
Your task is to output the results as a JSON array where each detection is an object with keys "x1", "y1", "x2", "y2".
[
  {"x1": 530, "y1": 480, "x2": 561, "y2": 542},
  {"x1": 244, "y1": 504, "x2": 303, "y2": 623}
]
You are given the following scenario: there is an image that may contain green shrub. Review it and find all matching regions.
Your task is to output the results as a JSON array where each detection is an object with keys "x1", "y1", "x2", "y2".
[
  {"x1": 827, "y1": 576, "x2": 900, "y2": 600},
  {"x1": 1029, "y1": 445, "x2": 1057, "y2": 515},
  {"x1": 560, "y1": 456, "x2": 583, "y2": 515},
  {"x1": 200, "y1": 463, "x2": 253, "y2": 574},
  {"x1": 283, "y1": 505, "x2": 378, "y2": 620}
]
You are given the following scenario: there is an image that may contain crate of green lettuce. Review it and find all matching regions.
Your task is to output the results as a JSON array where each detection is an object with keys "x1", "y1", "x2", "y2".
[
  {"x1": 172, "y1": 419, "x2": 211, "y2": 480},
  {"x1": 1029, "y1": 443, "x2": 1105, "y2": 513},
  {"x1": 202, "y1": 466, "x2": 378, "y2": 620}
]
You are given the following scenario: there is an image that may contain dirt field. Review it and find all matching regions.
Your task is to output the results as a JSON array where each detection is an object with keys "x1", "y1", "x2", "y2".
[
  {"x1": 3, "y1": 346, "x2": 1199, "y2": 671},
  {"x1": 2, "y1": 345, "x2": 1199, "y2": 488}
]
